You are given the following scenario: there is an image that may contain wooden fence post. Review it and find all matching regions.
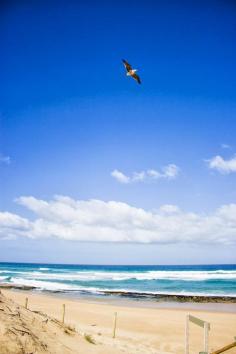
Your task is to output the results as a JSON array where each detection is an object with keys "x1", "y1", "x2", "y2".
[
  {"x1": 62, "y1": 304, "x2": 65, "y2": 324},
  {"x1": 113, "y1": 312, "x2": 117, "y2": 338},
  {"x1": 185, "y1": 314, "x2": 189, "y2": 354},
  {"x1": 25, "y1": 297, "x2": 28, "y2": 309},
  {"x1": 204, "y1": 322, "x2": 209, "y2": 353}
]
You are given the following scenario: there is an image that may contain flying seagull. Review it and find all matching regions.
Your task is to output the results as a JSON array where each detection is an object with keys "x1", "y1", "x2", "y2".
[{"x1": 122, "y1": 59, "x2": 141, "y2": 84}]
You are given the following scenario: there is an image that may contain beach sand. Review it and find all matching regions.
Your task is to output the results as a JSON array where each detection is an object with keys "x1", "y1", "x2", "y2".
[{"x1": 1, "y1": 289, "x2": 236, "y2": 354}]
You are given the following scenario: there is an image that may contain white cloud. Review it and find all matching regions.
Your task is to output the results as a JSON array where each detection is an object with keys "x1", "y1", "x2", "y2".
[
  {"x1": 111, "y1": 164, "x2": 180, "y2": 184},
  {"x1": 159, "y1": 205, "x2": 180, "y2": 214},
  {"x1": 207, "y1": 155, "x2": 236, "y2": 174},
  {"x1": 111, "y1": 170, "x2": 130, "y2": 184},
  {"x1": 0, "y1": 212, "x2": 30, "y2": 239},
  {"x1": 0, "y1": 154, "x2": 11, "y2": 165},
  {"x1": 0, "y1": 196, "x2": 236, "y2": 245},
  {"x1": 162, "y1": 164, "x2": 179, "y2": 179}
]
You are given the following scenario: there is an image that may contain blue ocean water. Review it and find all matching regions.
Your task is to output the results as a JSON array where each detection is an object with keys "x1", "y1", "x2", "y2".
[{"x1": 0, "y1": 263, "x2": 236, "y2": 297}]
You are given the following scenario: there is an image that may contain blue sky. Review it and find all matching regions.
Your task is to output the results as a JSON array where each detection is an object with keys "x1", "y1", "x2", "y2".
[{"x1": 0, "y1": 0, "x2": 236, "y2": 264}]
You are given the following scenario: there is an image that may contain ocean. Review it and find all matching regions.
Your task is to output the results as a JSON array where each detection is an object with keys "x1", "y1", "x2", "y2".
[{"x1": 0, "y1": 263, "x2": 236, "y2": 298}]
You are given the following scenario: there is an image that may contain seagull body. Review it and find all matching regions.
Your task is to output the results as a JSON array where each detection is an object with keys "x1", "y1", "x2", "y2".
[{"x1": 122, "y1": 59, "x2": 141, "y2": 84}]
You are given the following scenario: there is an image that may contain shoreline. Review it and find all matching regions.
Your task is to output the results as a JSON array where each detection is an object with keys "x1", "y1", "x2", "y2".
[
  {"x1": 1, "y1": 284, "x2": 236, "y2": 314},
  {"x1": 1, "y1": 282, "x2": 236, "y2": 304}
]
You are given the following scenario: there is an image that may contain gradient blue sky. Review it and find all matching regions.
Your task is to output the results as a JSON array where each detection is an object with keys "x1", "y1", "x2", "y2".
[{"x1": 1, "y1": 0, "x2": 236, "y2": 264}]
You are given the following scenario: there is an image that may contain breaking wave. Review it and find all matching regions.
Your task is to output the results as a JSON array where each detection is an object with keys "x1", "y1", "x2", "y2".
[
  {"x1": 4, "y1": 269, "x2": 236, "y2": 282},
  {"x1": 4, "y1": 276, "x2": 236, "y2": 297}
]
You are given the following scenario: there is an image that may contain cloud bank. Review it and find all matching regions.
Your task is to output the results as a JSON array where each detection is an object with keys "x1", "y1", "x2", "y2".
[
  {"x1": 111, "y1": 164, "x2": 179, "y2": 184},
  {"x1": 207, "y1": 155, "x2": 236, "y2": 174},
  {"x1": 0, "y1": 196, "x2": 236, "y2": 245}
]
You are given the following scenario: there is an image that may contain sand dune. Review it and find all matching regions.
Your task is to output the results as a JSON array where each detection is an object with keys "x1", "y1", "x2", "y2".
[
  {"x1": 0, "y1": 290, "x2": 236, "y2": 354},
  {"x1": 0, "y1": 291, "x2": 121, "y2": 354}
]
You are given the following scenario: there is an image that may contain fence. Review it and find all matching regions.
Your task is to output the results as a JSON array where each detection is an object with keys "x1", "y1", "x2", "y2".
[{"x1": 185, "y1": 314, "x2": 210, "y2": 354}]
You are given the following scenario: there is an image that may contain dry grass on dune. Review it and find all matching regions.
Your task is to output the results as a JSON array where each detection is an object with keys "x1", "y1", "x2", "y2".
[{"x1": 0, "y1": 291, "x2": 102, "y2": 354}]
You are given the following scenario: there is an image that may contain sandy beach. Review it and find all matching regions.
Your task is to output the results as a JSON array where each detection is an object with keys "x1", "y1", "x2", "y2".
[{"x1": 1, "y1": 289, "x2": 236, "y2": 354}]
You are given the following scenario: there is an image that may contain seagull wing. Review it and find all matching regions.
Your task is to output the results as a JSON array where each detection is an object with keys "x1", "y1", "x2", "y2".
[
  {"x1": 122, "y1": 59, "x2": 132, "y2": 72},
  {"x1": 132, "y1": 72, "x2": 141, "y2": 84}
]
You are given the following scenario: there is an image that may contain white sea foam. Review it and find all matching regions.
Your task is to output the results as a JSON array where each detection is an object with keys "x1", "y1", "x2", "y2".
[
  {"x1": 6, "y1": 277, "x2": 236, "y2": 297},
  {"x1": 10, "y1": 277, "x2": 79, "y2": 291},
  {"x1": 6, "y1": 269, "x2": 236, "y2": 282},
  {"x1": 39, "y1": 268, "x2": 50, "y2": 271}
]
